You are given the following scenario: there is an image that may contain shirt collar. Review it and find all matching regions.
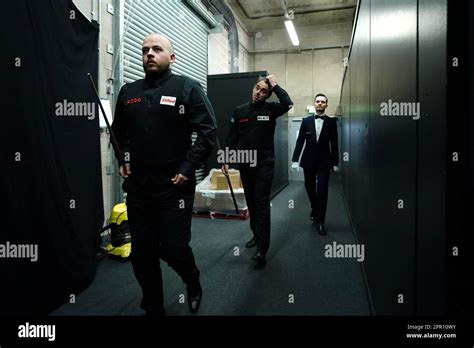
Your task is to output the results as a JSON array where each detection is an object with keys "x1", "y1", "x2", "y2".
[{"x1": 144, "y1": 69, "x2": 173, "y2": 87}]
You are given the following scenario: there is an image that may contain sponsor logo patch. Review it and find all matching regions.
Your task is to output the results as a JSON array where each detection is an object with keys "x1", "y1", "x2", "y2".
[
  {"x1": 124, "y1": 97, "x2": 142, "y2": 106},
  {"x1": 160, "y1": 96, "x2": 177, "y2": 106}
]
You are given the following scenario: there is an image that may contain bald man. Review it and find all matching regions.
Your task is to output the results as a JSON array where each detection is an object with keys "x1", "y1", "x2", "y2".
[{"x1": 111, "y1": 33, "x2": 217, "y2": 316}]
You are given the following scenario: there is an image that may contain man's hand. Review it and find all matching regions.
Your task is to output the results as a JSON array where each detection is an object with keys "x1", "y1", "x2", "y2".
[
  {"x1": 333, "y1": 166, "x2": 339, "y2": 172},
  {"x1": 119, "y1": 164, "x2": 131, "y2": 178},
  {"x1": 171, "y1": 173, "x2": 189, "y2": 185},
  {"x1": 291, "y1": 162, "x2": 299, "y2": 171},
  {"x1": 221, "y1": 164, "x2": 229, "y2": 176},
  {"x1": 266, "y1": 75, "x2": 277, "y2": 88}
]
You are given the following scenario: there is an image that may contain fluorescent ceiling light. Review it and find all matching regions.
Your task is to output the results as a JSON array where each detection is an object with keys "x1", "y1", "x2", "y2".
[{"x1": 284, "y1": 20, "x2": 299, "y2": 46}]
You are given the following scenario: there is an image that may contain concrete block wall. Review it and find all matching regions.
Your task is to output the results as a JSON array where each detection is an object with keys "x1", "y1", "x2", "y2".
[
  {"x1": 254, "y1": 52, "x2": 287, "y2": 91},
  {"x1": 237, "y1": 18, "x2": 254, "y2": 72},
  {"x1": 255, "y1": 22, "x2": 351, "y2": 52},
  {"x1": 253, "y1": 22, "x2": 352, "y2": 116},
  {"x1": 209, "y1": 27, "x2": 230, "y2": 74},
  {"x1": 286, "y1": 51, "x2": 313, "y2": 115}
]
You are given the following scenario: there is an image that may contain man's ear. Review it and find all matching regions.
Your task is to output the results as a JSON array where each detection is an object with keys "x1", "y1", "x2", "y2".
[{"x1": 169, "y1": 52, "x2": 176, "y2": 64}]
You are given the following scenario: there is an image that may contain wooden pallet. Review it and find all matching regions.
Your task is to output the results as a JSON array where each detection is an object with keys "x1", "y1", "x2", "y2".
[{"x1": 192, "y1": 209, "x2": 249, "y2": 220}]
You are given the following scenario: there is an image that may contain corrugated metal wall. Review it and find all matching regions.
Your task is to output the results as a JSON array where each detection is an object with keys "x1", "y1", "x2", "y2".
[{"x1": 123, "y1": 0, "x2": 208, "y2": 88}]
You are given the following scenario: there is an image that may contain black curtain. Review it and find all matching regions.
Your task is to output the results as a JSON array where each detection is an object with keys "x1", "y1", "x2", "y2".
[{"x1": 1, "y1": 0, "x2": 102, "y2": 315}]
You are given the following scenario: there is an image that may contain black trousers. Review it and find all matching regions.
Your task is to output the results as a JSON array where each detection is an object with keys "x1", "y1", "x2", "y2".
[
  {"x1": 239, "y1": 157, "x2": 275, "y2": 255},
  {"x1": 303, "y1": 166, "x2": 330, "y2": 224},
  {"x1": 126, "y1": 181, "x2": 199, "y2": 313}
]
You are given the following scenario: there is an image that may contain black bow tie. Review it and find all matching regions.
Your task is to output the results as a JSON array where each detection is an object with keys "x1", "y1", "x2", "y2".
[{"x1": 314, "y1": 115, "x2": 325, "y2": 119}]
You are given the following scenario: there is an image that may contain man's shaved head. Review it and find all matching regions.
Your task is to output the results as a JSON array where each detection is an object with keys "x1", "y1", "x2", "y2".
[
  {"x1": 142, "y1": 33, "x2": 174, "y2": 54},
  {"x1": 142, "y1": 33, "x2": 176, "y2": 75}
]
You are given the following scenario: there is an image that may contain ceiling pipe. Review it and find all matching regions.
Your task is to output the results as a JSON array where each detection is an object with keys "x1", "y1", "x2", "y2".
[
  {"x1": 209, "y1": 0, "x2": 240, "y2": 73},
  {"x1": 235, "y1": 0, "x2": 356, "y2": 20},
  {"x1": 186, "y1": 0, "x2": 219, "y2": 27}
]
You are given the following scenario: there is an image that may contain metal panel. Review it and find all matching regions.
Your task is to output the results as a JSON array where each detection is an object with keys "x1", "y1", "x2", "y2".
[
  {"x1": 369, "y1": 0, "x2": 417, "y2": 315},
  {"x1": 349, "y1": 2, "x2": 370, "y2": 231},
  {"x1": 471, "y1": 2, "x2": 474, "y2": 242},
  {"x1": 341, "y1": 0, "x2": 428, "y2": 315},
  {"x1": 446, "y1": 0, "x2": 471, "y2": 315},
  {"x1": 470, "y1": 2, "x2": 474, "y2": 314},
  {"x1": 417, "y1": 0, "x2": 447, "y2": 315},
  {"x1": 340, "y1": 66, "x2": 351, "y2": 204},
  {"x1": 273, "y1": 115, "x2": 288, "y2": 196},
  {"x1": 340, "y1": 0, "x2": 449, "y2": 316}
]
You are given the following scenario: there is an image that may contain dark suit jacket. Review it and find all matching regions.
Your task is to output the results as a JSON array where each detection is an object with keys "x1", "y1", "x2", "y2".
[{"x1": 292, "y1": 115, "x2": 339, "y2": 169}]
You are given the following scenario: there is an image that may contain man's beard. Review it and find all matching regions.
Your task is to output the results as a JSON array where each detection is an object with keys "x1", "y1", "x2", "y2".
[{"x1": 144, "y1": 61, "x2": 169, "y2": 76}]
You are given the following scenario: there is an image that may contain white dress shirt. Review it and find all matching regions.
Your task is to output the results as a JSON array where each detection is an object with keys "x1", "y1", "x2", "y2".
[
  {"x1": 292, "y1": 113, "x2": 339, "y2": 172},
  {"x1": 314, "y1": 113, "x2": 325, "y2": 142}
]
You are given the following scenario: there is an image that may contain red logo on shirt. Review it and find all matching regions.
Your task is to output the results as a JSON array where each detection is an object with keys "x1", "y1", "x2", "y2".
[
  {"x1": 239, "y1": 118, "x2": 249, "y2": 123},
  {"x1": 124, "y1": 98, "x2": 142, "y2": 106}
]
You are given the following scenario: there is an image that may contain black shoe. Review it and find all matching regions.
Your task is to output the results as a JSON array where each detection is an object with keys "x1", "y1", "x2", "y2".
[
  {"x1": 251, "y1": 251, "x2": 266, "y2": 264},
  {"x1": 246, "y1": 236, "x2": 257, "y2": 248},
  {"x1": 316, "y1": 223, "x2": 327, "y2": 236},
  {"x1": 186, "y1": 279, "x2": 202, "y2": 313}
]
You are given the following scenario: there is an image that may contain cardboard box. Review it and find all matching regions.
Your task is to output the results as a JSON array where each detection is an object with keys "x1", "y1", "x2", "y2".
[
  {"x1": 193, "y1": 169, "x2": 247, "y2": 215},
  {"x1": 210, "y1": 171, "x2": 242, "y2": 190}
]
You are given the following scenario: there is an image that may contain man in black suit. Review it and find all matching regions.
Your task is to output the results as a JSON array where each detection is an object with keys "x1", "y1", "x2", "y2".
[{"x1": 291, "y1": 93, "x2": 339, "y2": 235}]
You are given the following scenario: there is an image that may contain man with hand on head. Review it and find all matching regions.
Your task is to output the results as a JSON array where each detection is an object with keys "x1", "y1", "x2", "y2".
[
  {"x1": 291, "y1": 93, "x2": 339, "y2": 236},
  {"x1": 111, "y1": 33, "x2": 217, "y2": 316},
  {"x1": 222, "y1": 75, "x2": 293, "y2": 266}
]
